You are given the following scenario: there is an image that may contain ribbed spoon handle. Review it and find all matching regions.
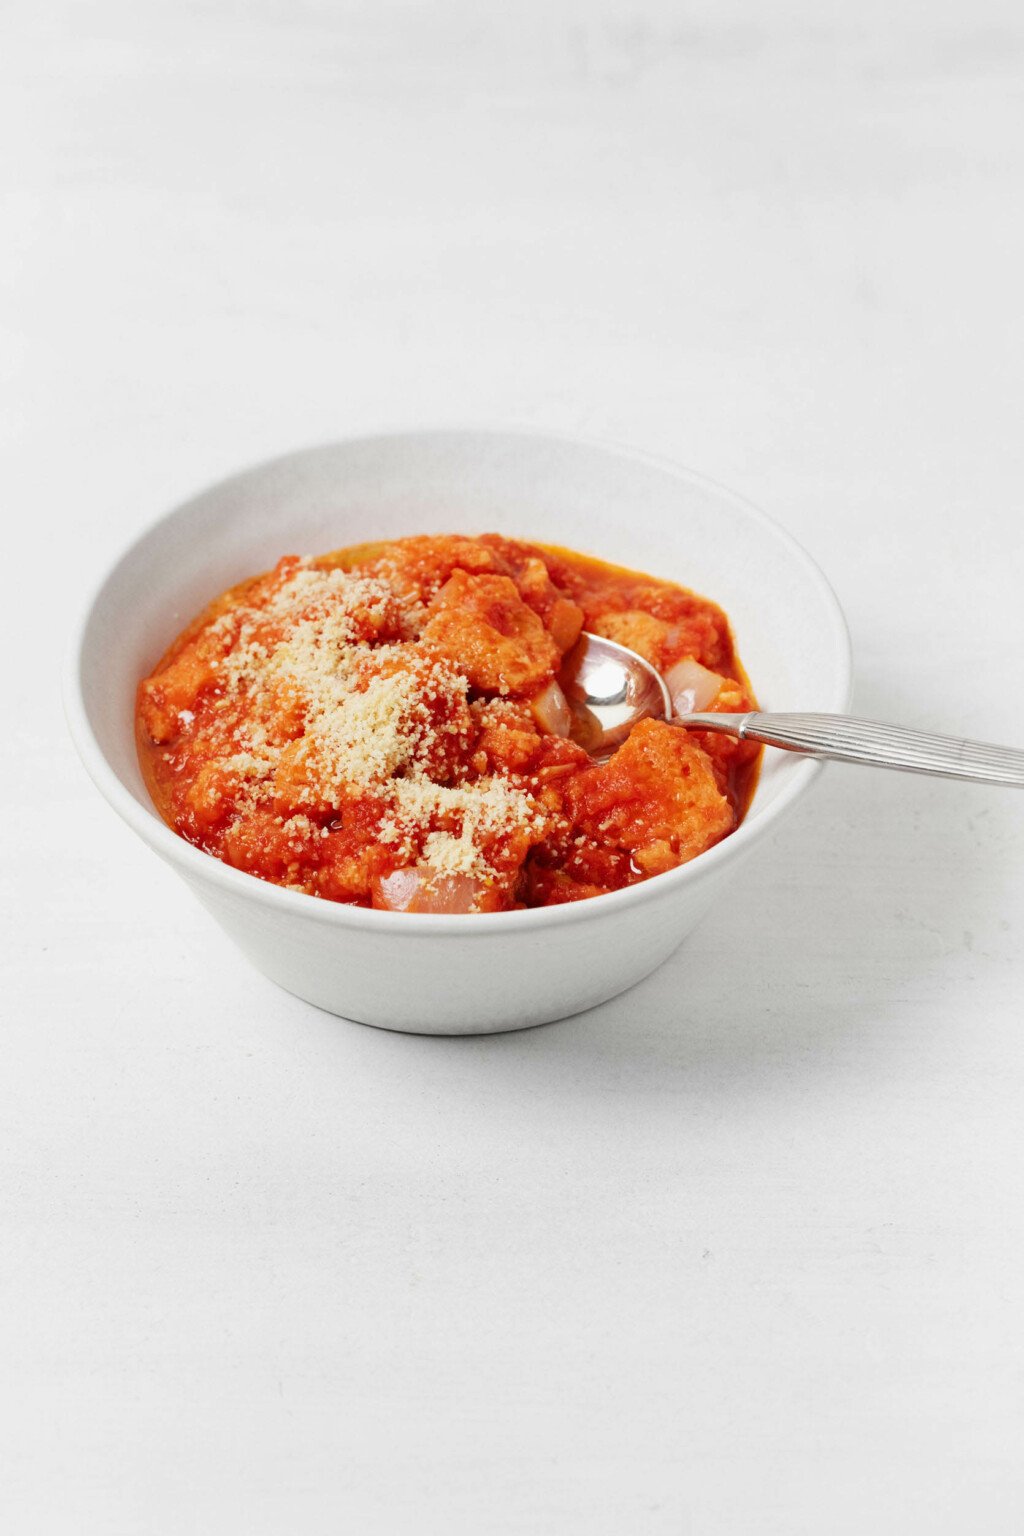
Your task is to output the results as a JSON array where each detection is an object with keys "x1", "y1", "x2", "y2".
[{"x1": 678, "y1": 712, "x2": 1024, "y2": 787}]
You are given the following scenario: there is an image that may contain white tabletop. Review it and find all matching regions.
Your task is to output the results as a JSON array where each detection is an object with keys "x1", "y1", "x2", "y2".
[{"x1": 5, "y1": 3, "x2": 1024, "y2": 1531}]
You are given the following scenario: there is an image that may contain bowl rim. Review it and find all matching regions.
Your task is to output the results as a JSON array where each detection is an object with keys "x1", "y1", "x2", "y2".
[{"x1": 63, "y1": 427, "x2": 853, "y2": 936}]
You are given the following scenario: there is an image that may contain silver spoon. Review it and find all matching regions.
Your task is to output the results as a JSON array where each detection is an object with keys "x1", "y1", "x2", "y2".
[{"x1": 559, "y1": 633, "x2": 1024, "y2": 786}]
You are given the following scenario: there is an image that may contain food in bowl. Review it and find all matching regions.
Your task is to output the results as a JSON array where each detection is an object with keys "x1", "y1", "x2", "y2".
[
  {"x1": 71, "y1": 432, "x2": 851, "y2": 1032},
  {"x1": 136, "y1": 533, "x2": 760, "y2": 915}
]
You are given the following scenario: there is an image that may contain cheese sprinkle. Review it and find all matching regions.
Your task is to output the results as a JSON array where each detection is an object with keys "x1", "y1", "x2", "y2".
[{"x1": 205, "y1": 560, "x2": 542, "y2": 884}]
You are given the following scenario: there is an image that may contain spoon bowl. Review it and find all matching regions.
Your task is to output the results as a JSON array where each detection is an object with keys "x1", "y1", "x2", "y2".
[
  {"x1": 559, "y1": 633, "x2": 672, "y2": 760},
  {"x1": 563, "y1": 632, "x2": 1024, "y2": 787}
]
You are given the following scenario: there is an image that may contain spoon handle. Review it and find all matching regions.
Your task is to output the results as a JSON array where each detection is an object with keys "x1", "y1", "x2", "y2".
[{"x1": 677, "y1": 712, "x2": 1024, "y2": 787}]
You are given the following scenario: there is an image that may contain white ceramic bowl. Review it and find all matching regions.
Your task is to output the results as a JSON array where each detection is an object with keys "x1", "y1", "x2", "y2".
[{"x1": 65, "y1": 432, "x2": 851, "y2": 1034}]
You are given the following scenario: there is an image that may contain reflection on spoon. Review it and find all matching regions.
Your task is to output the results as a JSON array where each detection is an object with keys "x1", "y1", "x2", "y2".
[{"x1": 559, "y1": 632, "x2": 1024, "y2": 785}]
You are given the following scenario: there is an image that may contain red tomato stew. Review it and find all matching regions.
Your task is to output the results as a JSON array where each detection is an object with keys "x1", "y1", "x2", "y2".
[{"x1": 137, "y1": 535, "x2": 760, "y2": 913}]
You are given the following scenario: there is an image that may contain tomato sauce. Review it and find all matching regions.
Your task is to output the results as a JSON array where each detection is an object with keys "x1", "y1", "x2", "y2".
[{"x1": 137, "y1": 534, "x2": 759, "y2": 913}]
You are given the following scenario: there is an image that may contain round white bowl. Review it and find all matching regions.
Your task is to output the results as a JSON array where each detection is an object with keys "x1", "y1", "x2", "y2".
[{"x1": 65, "y1": 431, "x2": 851, "y2": 1034}]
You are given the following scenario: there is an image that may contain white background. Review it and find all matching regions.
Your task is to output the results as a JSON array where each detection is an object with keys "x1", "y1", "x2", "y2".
[{"x1": 4, "y1": 2, "x2": 1024, "y2": 1531}]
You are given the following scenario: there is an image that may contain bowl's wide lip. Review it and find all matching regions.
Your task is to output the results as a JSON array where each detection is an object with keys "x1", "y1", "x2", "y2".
[{"x1": 63, "y1": 426, "x2": 853, "y2": 938}]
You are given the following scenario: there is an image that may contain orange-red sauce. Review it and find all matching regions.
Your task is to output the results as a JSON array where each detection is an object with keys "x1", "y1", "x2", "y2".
[{"x1": 137, "y1": 534, "x2": 759, "y2": 913}]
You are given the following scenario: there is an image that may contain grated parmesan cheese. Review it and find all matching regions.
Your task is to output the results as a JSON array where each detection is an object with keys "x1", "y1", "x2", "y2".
[{"x1": 185, "y1": 559, "x2": 542, "y2": 882}]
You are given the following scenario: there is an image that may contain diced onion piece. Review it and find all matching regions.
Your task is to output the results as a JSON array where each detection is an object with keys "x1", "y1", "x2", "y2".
[
  {"x1": 373, "y1": 867, "x2": 423, "y2": 912},
  {"x1": 417, "y1": 873, "x2": 489, "y2": 914},
  {"x1": 664, "y1": 656, "x2": 724, "y2": 715},
  {"x1": 530, "y1": 679, "x2": 572, "y2": 738},
  {"x1": 373, "y1": 867, "x2": 487, "y2": 914}
]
